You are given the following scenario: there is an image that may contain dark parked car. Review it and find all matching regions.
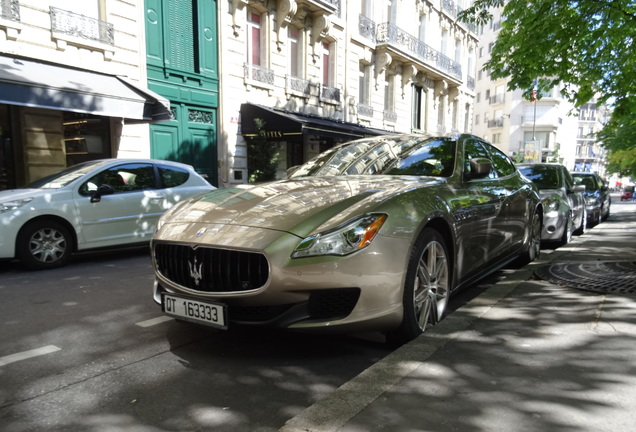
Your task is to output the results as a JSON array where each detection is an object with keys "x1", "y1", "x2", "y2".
[
  {"x1": 572, "y1": 172, "x2": 611, "y2": 226},
  {"x1": 151, "y1": 134, "x2": 543, "y2": 345},
  {"x1": 518, "y1": 163, "x2": 585, "y2": 245}
]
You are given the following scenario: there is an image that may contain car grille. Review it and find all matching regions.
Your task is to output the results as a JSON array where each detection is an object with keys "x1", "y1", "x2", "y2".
[
  {"x1": 154, "y1": 243, "x2": 269, "y2": 293},
  {"x1": 308, "y1": 288, "x2": 360, "y2": 319}
]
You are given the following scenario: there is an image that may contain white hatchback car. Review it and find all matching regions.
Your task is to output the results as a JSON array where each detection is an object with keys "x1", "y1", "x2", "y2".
[{"x1": 0, "y1": 159, "x2": 215, "y2": 269}]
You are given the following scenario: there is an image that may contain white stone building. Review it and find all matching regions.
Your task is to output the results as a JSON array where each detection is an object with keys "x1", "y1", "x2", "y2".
[
  {"x1": 0, "y1": 0, "x2": 167, "y2": 189},
  {"x1": 217, "y1": 0, "x2": 478, "y2": 185}
]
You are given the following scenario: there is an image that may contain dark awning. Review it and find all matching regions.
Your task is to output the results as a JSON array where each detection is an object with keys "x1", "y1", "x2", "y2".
[
  {"x1": 240, "y1": 103, "x2": 392, "y2": 140},
  {"x1": 0, "y1": 54, "x2": 171, "y2": 123}
]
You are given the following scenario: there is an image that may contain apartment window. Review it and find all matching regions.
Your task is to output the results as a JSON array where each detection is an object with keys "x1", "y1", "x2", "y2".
[
  {"x1": 387, "y1": 0, "x2": 397, "y2": 23},
  {"x1": 412, "y1": 85, "x2": 427, "y2": 130},
  {"x1": 479, "y1": 47, "x2": 484, "y2": 58},
  {"x1": 359, "y1": 63, "x2": 370, "y2": 105},
  {"x1": 288, "y1": 27, "x2": 302, "y2": 77},
  {"x1": 493, "y1": 133, "x2": 501, "y2": 144},
  {"x1": 247, "y1": 10, "x2": 262, "y2": 66},
  {"x1": 476, "y1": 93, "x2": 481, "y2": 103},
  {"x1": 361, "y1": 0, "x2": 371, "y2": 16},
  {"x1": 418, "y1": 14, "x2": 426, "y2": 41},
  {"x1": 322, "y1": 42, "x2": 334, "y2": 86},
  {"x1": 384, "y1": 76, "x2": 395, "y2": 112},
  {"x1": 452, "y1": 100, "x2": 459, "y2": 130},
  {"x1": 488, "y1": 42, "x2": 494, "y2": 53},
  {"x1": 455, "y1": 39, "x2": 461, "y2": 63},
  {"x1": 475, "y1": 114, "x2": 480, "y2": 124},
  {"x1": 441, "y1": 29, "x2": 448, "y2": 56}
]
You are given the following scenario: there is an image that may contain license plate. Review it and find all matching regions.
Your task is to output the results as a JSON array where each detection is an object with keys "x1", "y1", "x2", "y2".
[{"x1": 162, "y1": 294, "x2": 227, "y2": 330}]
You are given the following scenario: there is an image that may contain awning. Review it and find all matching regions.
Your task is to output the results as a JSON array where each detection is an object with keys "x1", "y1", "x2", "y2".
[
  {"x1": 240, "y1": 103, "x2": 392, "y2": 140},
  {"x1": 0, "y1": 54, "x2": 171, "y2": 122}
]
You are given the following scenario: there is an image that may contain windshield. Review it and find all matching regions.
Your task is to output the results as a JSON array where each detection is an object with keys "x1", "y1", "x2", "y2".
[
  {"x1": 289, "y1": 135, "x2": 456, "y2": 178},
  {"x1": 518, "y1": 165, "x2": 561, "y2": 189},
  {"x1": 25, "y1": 161, "x2": 105, "y2": 189},
  {"x1": 573, "y1": 175, "x2": 597, "y2": 191}
]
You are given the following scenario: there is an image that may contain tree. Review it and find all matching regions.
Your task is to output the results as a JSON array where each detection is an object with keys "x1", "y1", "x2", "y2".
[
  {"x1": 459, "y1": 1, "x2": 636, "y2": 175},
  {"x1": 459, "y1": 1, "x2": 635, "y2": 114}
]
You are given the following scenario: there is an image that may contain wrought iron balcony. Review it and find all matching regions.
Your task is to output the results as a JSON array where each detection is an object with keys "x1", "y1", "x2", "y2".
[
  {"x1": 358, "y1": 14, "x2": 376, "y2": 42},
  {"x1": 375, "y1": 22, "x2": 462, "y2": 80},
  {"x1": 244, "y1": 63, "x2": 275, "y2": 86},
  {"x1": 50, "y1": 7, "x2": 114, "y2": 45},
  {"x1": 0, "y1": 0, "x2": 20, "y2": 21},
  {"x1": 320, "y1": 84, "x2": 340, "y2": 103},
  {"x1": 383, "y1": 110, "x2": 397, "y2": 123},
  {"x1": 358, "y1": 104, "x2": 373, "y2": 118},
  {"x1": 285, "y1": 75, "x2": 312, "y2": 97},
  {"x1": 487, "y1": 118, "x2": 504, "y2": 128}
]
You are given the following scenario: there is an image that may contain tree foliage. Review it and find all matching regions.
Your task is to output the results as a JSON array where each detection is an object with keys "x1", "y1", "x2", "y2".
[{"x1": 459, "y1": 1, "x2": 636, "y2": 175}]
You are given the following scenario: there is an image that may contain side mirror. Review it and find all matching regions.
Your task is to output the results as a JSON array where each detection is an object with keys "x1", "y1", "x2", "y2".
[
  {"x1": 90, "y1": 184, "x2": 115, "y2": 203},
  {"x1": 570, "y1": 184, "x2": 585, "y2": 194},
  {"x1": 468, "y1": 158, "x2": 492, "y2": 179}
]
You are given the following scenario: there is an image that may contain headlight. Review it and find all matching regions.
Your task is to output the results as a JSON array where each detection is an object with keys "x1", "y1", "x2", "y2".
[
  {"x1": 0, "y1": 197, "x2": 34, "y2": 213},
  {"x1": 585, "y1": 196, "x2": 597, "y2": 205},
  {"x1": 291, "y1": 214, "x2": 387, "y2": 258}
]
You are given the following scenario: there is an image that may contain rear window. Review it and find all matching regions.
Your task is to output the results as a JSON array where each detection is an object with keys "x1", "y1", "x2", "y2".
[{"x1": 159, "y1": 165, "x2": 190, "y2": 188}]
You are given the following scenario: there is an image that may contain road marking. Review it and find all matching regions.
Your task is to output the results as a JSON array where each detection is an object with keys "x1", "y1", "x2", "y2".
[
  {"x1": 136, "y1": 316, "x2": 173, "y2": 327},
  {"x1": 0, "y1": 345, "x2": 61, "y2": 367}
]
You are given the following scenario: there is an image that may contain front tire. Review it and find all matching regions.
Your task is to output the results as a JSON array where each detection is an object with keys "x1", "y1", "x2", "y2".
[
  {"x1": 388, "y1": 228, "x2": 451, "y2": 345},
  {"x1": 16, "y1": 220, "x2": 72, "y2": 270},
  {"x1": 514, "y1": 211, "x2": 541, "y2": 266},
  {"x1": 558, "y1": 213, "x2": 573, "y2": 246}
]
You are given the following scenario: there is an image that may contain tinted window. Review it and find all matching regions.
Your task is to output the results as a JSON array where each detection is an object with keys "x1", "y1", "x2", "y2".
[
  {"x1": 159, "y1": 165, "x2": 191, "y2": 188},
  {"x1": 573, "y1": 174, "x2": 598, "y2": 191},
  {"x1": 464, "y1": 139, "x2": 496, "y2": 179},
  {"x1": 518, "y1": 165, "x2": 561, "y2": 189},
  {"x1": 486, "y1": 144, "x2": 516, "y2": 177},
  {"x1": 79, "y1": 163, "x2": 156, "y2": 195}
]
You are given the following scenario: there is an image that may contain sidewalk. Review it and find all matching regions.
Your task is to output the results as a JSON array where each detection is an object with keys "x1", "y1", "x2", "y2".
[{"x1": 280, "y1": 202, "x2": 636, "y2": 432}]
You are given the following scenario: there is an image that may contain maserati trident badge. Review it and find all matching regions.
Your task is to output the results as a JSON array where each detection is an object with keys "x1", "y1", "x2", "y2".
[{"x1": 188, "y1": 255, "x2": 203, "y2": 287}]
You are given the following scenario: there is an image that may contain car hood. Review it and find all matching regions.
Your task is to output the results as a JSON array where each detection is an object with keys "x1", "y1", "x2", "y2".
[
  {"x1": 160, "y1": 176, "x2": 443, "y2": 238},
  {"x1": 0, "y1": 188, "x2": 52, "y2": 201}
]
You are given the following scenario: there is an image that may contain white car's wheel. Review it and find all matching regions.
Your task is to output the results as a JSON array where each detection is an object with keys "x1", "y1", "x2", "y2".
[{"x1": 16, "y1": 220, "x2": 72, "y2": 270}]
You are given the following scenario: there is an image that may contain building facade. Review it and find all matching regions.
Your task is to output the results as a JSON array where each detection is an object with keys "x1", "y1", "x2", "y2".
[
  {"x1": 217, "y1": 0, "x2": 478, "y2": 185},
  {"x1": 0, "y1": 0, "x2": 168, "y2": 190}
]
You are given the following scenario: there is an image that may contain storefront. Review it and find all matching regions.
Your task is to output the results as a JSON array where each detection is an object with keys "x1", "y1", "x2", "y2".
[{"x1": 0, "y1": 54, "x2": 170, "y2": 189}]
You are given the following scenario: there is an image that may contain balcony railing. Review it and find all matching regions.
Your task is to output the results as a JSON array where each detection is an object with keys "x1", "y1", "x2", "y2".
[
  {"x1": 487, "y1": 118, "x2": 504, "y2": 128},
  {"x1": 358, "y1": 14, "x2": 376, "y2": 42},
  {"x1": 0, "y1": 0, "x2": 20, "y2": 21},
  {"x1": 376, "y1": 22, "x2": 462, "y2": 80},
  {"x1": 285, "y1": 75, "x2": 312, "y2": 97},
  {"x1": 358, "y1": 104, "x2": 373, "y2": 118},
  {"x1": 244, "y1": 63, "x2": 275, "y2": 86},
  {"x1": 50, "y1": 7, "x2": 114, "y2": 45},
  {"x1": 320, "y1": 84, "x2": 340, "y2": 102},
  {"x1": 383, "y1": 110, "x2": 397, "y2": 123},
  {"x1": 467, "y1": 76, "x2": 475, "y2": 90},
  {"x1": 489, "y1": 94, "x2": 505, "y2": 105},
  {"x1": 441, "y1": 0, "x2": 457, "y2": 18}
]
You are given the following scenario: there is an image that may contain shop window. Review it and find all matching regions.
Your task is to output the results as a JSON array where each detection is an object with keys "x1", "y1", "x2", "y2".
[{"x1": 63, "y1": 113, "x2": 110, "y2": 166}]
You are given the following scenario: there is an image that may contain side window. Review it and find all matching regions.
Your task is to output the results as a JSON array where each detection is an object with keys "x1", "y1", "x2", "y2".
[
  {"x1": 563, "y1": 169, "x2": 575, "y2": 189},
  {"x1": 79, "y1": 163, "x2": 156, "y2": 196},
  {"x1": 485, "y1": 143, "x2": 516, "y2": 177},
  {"x1": 463, "y1": 139, "x2": 496, "y2": 179},
  {"x1": 158, "y1": 165, "x2": 191, "y2": 188}
]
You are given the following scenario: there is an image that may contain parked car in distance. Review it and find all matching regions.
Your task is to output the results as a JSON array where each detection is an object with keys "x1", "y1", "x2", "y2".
[
  {"x1": 572, "y1": 172, "x2": 611, "y2": 226},
  {"x1": 0, "y1": 159, "x2": 215, "y2": 269},
  {"x1": 621, "y1": 185, "x2": 634, "y2": 201},
  {"x1": 518, "y1": 163, "x2": 585, "y2": 246},
  {"x1": 151, "y1": 134, "x2": 543, "y2": 345}
]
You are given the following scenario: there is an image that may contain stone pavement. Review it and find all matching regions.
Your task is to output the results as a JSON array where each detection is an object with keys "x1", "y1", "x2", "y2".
[{"x1": 280, "y1": 199, "x2": 636, "y2": 432}]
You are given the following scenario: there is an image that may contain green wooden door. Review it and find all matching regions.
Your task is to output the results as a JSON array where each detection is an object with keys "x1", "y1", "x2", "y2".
[{"x1": 150, "y1": 105, "x2": 217, "y2": 185}]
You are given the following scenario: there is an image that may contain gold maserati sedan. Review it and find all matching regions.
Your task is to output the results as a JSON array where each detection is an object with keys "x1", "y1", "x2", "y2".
[{"x1": 151, "y1": 134, "x2": 543, "y2": 344}]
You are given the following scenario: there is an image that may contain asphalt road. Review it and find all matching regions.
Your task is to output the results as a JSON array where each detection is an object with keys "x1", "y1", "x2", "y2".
[{"x1": 0, "y1": 247, "x2": 395, "y2": 432}]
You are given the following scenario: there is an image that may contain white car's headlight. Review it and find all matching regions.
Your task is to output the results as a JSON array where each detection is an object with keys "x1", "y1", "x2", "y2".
[
  {"x1": 544, "y1": 196, "x2": 560, "y2": 212},
  {"x1": 0, "y1": 197, "x2": 34, "y2": 213},
  {"x1": 291, "y1": 214, "x2": 387, "y2": 258}
]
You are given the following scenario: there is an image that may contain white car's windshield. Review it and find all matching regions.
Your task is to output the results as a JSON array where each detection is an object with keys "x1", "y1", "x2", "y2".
[{"x1": 25, "y1": 161, "x2": 105, "y2": 189}]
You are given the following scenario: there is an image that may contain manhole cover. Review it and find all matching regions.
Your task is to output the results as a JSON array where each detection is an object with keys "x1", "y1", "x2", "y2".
[{"x1": 534, "y1": 261, "x2": 636, "y2": 295}]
